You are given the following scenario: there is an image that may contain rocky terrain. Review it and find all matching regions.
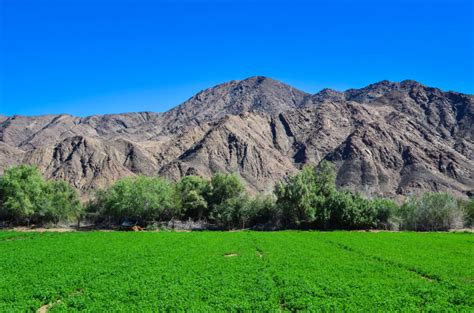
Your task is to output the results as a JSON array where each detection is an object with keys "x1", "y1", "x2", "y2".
[{"x1": 0, "y1": 76, "x2": 472, "y2": 198}]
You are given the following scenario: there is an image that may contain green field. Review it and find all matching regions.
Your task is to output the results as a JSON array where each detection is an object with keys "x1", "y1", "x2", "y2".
[{"x1": 0, "y1": 231, "x2": 472, "y2": 311}]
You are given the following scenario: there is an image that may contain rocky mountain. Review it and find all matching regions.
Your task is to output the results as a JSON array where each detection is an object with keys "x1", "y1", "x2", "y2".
[{"x1": 0, "y1": 76, "x2": 472, "y2": 199}]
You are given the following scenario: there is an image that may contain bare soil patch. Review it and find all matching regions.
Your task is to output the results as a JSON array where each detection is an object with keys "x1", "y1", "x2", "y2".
[
  {"x1": 37, "y1": 300, "x2": 61, "y2": 313},
  {"x1": 449, "y1": 228, "x2": 474, "y2": 233},
  {"x1": 13, "y1": 227, "x2": 75, "y2": 233},
  {"x1": 224, "y1": 253, "x2": 238, "y2": 257},
  {"x1": 36, "y1": 289, "x2": 83, "y2": 312}
]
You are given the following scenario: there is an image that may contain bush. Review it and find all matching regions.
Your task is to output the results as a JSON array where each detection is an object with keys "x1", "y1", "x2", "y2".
[
  {"x1": 398, "y1": 192, "x2": 465, "y2": 231},
  {"x1": 458, "y1": 198, "x2": 474, "y2": 228},
  {"x1": 40, "y1": 180, "x2": 83, "y2": 226},
  {"x1": 175, "y1": 175, "x2": 210, "y2": 221},
  {"x1": 0, "y1": 165, "x2": 45, "y2": 224},
  {"x1": 275, "y1": 161, "x2": 337, "y2": 228},
  {"x1": 207, "y1": 173, "x2": 246, "y2": 227},
  {"x1": 275, "y1": 161, "x2": 397, "y2": 230},
  {"x1": 208, "y1": 173, "x2": 245, "y2": 207},
  {"x1": 212, "y1": 194, "x2": 251, "y2": 229},
  {"x1": 371, "y1": 198, "x2": 398, "y2": 229},
  {"x1": 325, "y1": 191, "x2": 387, "y2": 230},
  {"x1": 247, "y1": 194, "x2": 279, "y2": 227},
  {"x1": 275, "y1": 166, "x2": 323, "y2": 227},
  {"x1": 91, "y1": 176, "x2": 175, "y2": 225},
  {"x1": 0, "y1": 165, "x2": 82, "y2": 226},
  {"x1": 325, "y1": 191, "x2": 361, "y2": 229}
]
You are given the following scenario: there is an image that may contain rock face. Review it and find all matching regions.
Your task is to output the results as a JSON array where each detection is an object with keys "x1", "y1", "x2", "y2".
[{"x1": 0, "y1": 77, "x2": 472, "y2": 198}]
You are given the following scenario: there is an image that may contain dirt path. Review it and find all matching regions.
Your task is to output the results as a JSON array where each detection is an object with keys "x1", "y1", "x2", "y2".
[{"x1": 12, "y1": 227, "x2": 75, "y2": 233}]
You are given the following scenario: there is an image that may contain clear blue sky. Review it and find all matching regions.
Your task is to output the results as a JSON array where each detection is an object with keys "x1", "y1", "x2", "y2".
[{"x1": 0, "y1": 0, "x2": 472, "y2": 117}]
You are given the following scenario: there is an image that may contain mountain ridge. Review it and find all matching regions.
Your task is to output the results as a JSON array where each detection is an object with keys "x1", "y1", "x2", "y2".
[{"x1": 1, "y1": 77, "x2": 472, "y2": 199}]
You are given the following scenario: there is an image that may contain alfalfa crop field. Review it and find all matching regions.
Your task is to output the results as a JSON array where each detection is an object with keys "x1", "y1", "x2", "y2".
[{"x1": 0, "y1": 231, "x2": 472, "y2": 312}]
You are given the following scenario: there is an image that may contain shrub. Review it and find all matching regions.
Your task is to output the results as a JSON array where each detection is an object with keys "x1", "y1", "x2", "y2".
[
  {"x1": 458, "y1": 198, "x2": 474, "y2": 228},
  {"x1": 40, "y1": 180, "x2": 83, "y2": 226},
  {"x1": 0, "y1": 165, "x2": 45, "y2": 225},
  {"x1": 247, "y1": 194, "x2": 279, "y2": 227},
  {"x1": 325, "y1": 191, "x2": 382, "y2": 230},
  {"x1": 275, "y1": 161, "x2": 336, "y2": 228},
  {"x1": 208, "y1": 173, "x2": 245, "y2": 207},
  {"x1": 398, "y1": 192, "x2": 465, "y2": 231},
  {"x1": 92, "y1": 176, "x2": 175, "y2": 225},
  {"x1": 275, "y1": 166, "x2": 322, "y2": 227},
  {"x1": 210, "y1": 192, "x2": 279, "y2": 229},
  {"x1": 207, "y1": 173, "x2": 246, "y2": 226},
  {"x1": 371, "y1": 197, "x2": 398, "y2": 229},
  {"x1": 175, "y1": 175, "x2": 210, "y2": 220},
  {"x1": 275, "y1": 161, "x2": 397, "y2": 230},
  {"x1": 0, "y1": 165, "x2": 82, "y2": 226},
  {"x1": 212, "y1": 194, "x2": 251, "y2": 229}
]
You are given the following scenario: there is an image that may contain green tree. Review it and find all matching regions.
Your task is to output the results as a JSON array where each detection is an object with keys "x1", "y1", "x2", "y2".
[
  {"x1": 207, "y1": 173, "x2": 246, "y2": 227},
  {"x1": 371, "y1": 197, "x2": 398, "y2": 229},
  {"x1": 0, "y1": 165, "x2": 45, "y2": 225},
  {"x1": 458, "y1": 198, "x2": 474, "y2": 228},
  {"x1": 212, "y1": 194, "x2": 249, "y2": 228},
  {"x1": 399, "y1": 193, "x2": 465, "y2": 231},
  {"x1": 45, "y1": 180, "x2": 83, "y2": 227},
  {"x1": 275, "y1": 161, "x2": 336, "y2": 227},
  {"x1": 314, "y1": 160, "x2": 336, "y2": 197},
  {"x1": 86, "y1": 189, "x2": 109, "y2": 224},
  {"x1": 247, "y1": 194, "x2": 278, "y2": 227},
  {"x1": 175, "y1": 176, "x2": 210, "y2": 220},
  {"x1": 0, "y1": 165, "x2": 83, "y2": 226},
  {"x1": 274, "y1": 160, "x2": 395, "y2": 230},
  {"x1": 275, "y1": 166, "x2": 320, "y2": 227},
  {"x1": 96, "y1": 176, "x2": 175, "y2": 225},
  {"x1": 208, "y1": 173, "x2": 245, "y2": 206}
]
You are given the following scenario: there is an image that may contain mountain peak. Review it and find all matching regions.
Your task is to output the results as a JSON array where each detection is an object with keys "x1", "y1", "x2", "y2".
[
  {"x1": 312, "y1": 88, "x2": 344, "y2": 103},
  {"x1": 239, "y1": 75, "x2": 271, "y2": 82},
  {"x1": 400, "y1": 79, "x2": 423, "y2": 89},
  {"x1": 162, "y1": 76, "x2": 309, "y2": 128},
  {"x1": 235, "y1": 76, "x2": 296, "y2": 90}
]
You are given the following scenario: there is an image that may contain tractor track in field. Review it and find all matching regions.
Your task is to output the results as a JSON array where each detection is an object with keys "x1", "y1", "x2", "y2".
[
  {"x1": 0, "y1": 235, "x2": 38, "y2": 243},
  {"x1": 248, "y1": 233, "x2": 286, "y2": 311},
  {"x1": 324, "y1": 239, "x2": 441, "y2": 283},
  {"x1": 0, "y1": 237, "x2": 29, "y2": 242}
]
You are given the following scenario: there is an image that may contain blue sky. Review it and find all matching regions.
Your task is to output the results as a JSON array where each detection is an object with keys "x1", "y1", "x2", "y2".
[{"x1": 0, "y1": 0, "x2": 472, "y2": 117}]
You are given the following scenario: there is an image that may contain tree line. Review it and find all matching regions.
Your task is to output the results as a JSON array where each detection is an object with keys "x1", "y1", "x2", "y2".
[{"x1": 0, "y1": 164, "x2": 472, "y2": 231}]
